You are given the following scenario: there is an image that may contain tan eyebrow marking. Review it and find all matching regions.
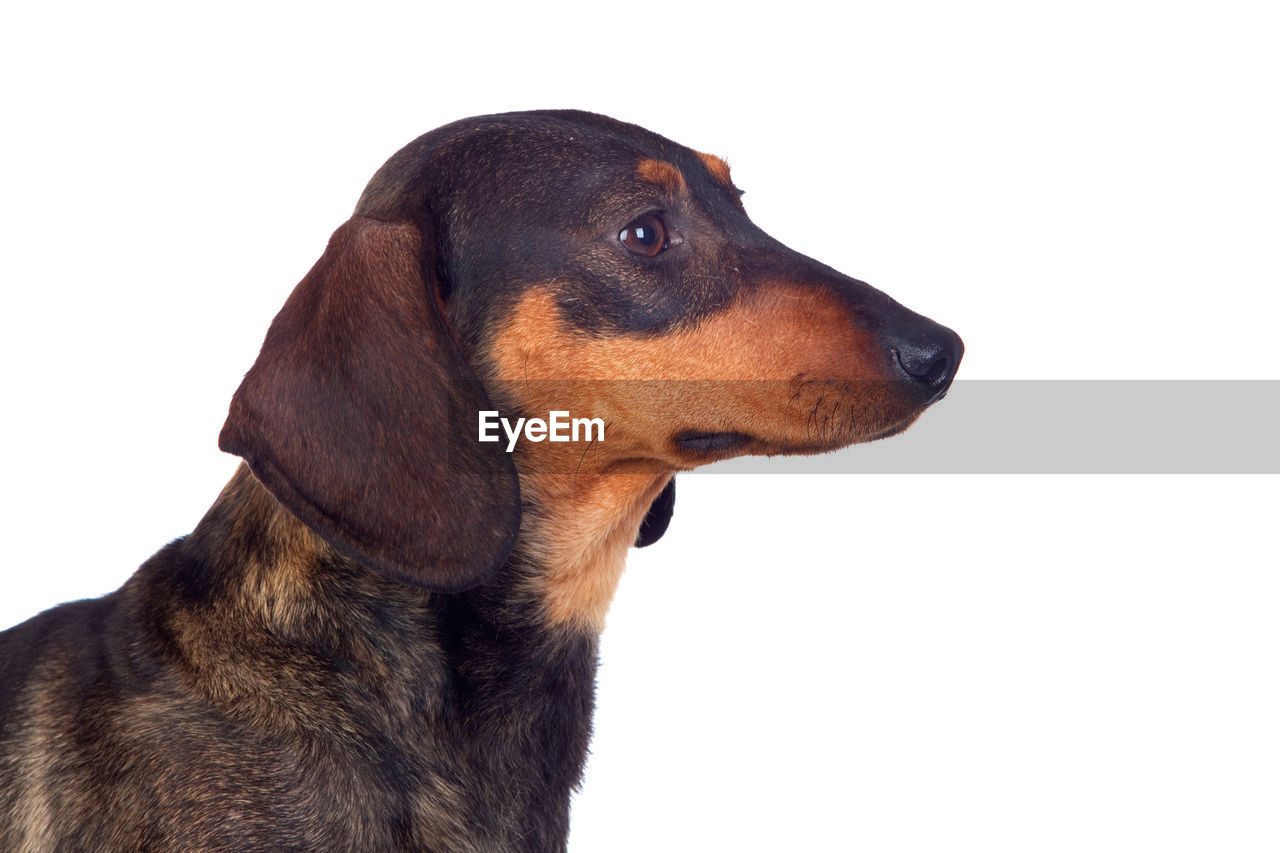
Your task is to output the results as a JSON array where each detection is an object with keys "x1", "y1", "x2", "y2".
[
  {"x1": 696, "y1": 151, "x2": 734, "y2": 188},
  {"x1": 636, "y1": 158, "x2": 687, "y2": 194}
]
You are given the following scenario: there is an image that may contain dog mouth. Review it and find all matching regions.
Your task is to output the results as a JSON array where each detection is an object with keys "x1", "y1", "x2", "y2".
[
  {"x1": 861, "y1": 414, "x2": 920, "y2": 442},
  {"x1": 672, "y1": 414, "x2": 918, "y2": 460},
  {"x1": 669, "y1": 378, "x2": 935, "y2": 462},
  {"x1": 673, "y1": 430, "x2": 754, "y2": 454}
]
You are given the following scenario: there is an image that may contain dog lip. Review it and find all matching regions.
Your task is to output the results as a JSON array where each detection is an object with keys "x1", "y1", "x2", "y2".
[
  {"x1": 674, "y1": 430, "x2": 753, "y2": 453},
  {"x1": 867, "y1": 422, "x2": 911, "y2": 442}
]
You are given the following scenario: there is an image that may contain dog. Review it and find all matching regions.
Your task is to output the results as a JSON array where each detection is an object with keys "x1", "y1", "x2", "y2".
[{"x1": 0, "y1": 110, "x2": 962, "y2": 851}]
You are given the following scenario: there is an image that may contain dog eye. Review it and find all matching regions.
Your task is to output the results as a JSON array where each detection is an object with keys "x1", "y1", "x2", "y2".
[{"x1": 619, "y1": 214, "x2": 667, "y2": 258}]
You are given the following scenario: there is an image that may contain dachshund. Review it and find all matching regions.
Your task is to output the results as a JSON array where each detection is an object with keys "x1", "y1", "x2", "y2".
[{"x1": 0, "y1": 110, "x2": 962, "y2": 851}]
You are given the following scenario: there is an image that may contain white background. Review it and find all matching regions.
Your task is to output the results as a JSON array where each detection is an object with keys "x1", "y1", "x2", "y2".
[{"x1": 2, "y1": 2, "x2": 1277, "y2": 850}]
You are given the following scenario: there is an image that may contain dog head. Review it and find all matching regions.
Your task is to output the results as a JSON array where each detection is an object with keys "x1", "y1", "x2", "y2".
[{"x1": 219, "y1": 110, "x2": 962, "y2": 603}]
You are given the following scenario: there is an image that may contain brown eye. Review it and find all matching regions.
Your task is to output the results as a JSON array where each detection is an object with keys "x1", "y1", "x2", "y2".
[{"x1": 619, "y1": 214, "x2": 667, "y2": 257}]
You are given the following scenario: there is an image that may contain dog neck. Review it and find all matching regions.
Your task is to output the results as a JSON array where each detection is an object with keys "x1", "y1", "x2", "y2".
[
  {"x1": 159, "y1": 463, "x2": 672, "y2": 778},
  {"x1": 157, "y1": 463, "x2": 606, "y2": 845},
  {"x1": 166, "y1": 463, "x2": 670, "y2": 745},
  {"x1": 514, "y1": 469, "x2": 672, "y2": 634},
  {"x1": 181, "y1": 463, "x2": 668, "y2": 640},
  {"x1": 164, "y1": 465, "x2": 449, "y2": 736},
  {"x1": 182, "y1": 463, "x2": 335, "y2": 631}
]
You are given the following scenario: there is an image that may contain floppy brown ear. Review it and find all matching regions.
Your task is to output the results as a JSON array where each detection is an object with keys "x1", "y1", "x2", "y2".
[{"x1": 219, "y1": 215, "x2": 520, "y2": 591}]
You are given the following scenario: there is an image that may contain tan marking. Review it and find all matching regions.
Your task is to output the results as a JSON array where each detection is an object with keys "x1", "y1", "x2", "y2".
[
  {"x1": 486, "y1": 285, "x2": 902, "y2": 455},
  {"x1": 166, "y1": 465, "x2": 369, "y2": 734},
  {"x1": 697, "y1": 151, "x2": 734, "y2": 188},
  {"x1": 210, "y1": 463, "x2": 328, "y2": 634},
  {"x1": 7, "y1": 678, "x2": 61, "y2": 851},
  {"x1": 516, "y1": 472, "x2": 671, "y2": 632},
  {"x1": 636, "y1": 158, "x2": 687, "y2": 194},
  {"x1": 491, "y1": 285, "x2": 880, "y2": 383},
  {"x1": 409, "y1": 776, "x2": 473, "y2": 852},
  {"x1": 486, "y1": 283, "x2": 921, "y2": 630}
]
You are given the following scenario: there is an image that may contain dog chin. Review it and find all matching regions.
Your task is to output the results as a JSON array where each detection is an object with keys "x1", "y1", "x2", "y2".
[
  {"x1": 670, "y1": 410, "x2": 924, "y2": 463},
  {"x1": 776, "y1": 407, "x2": 927, "y2": 455},
  {"x1": 859, "y1": 411, "x2": 924, "y2": 443}
]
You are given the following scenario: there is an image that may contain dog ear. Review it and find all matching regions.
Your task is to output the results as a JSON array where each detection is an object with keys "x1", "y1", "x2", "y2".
[
  {"x1": 634, "y1": 477, "x2": 675, "y2": 547},
  {"x1": 219, "y1": 215, "x2": 520, "y2": 591}
]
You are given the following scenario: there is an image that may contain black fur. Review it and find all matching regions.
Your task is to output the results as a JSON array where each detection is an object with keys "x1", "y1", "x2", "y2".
[{"x1": 1, "y1": 470, "x2": 593, "y2": 850}]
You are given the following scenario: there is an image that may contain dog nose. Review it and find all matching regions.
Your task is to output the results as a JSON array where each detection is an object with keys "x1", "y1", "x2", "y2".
[{"x1": 885, "y1": 318, "x2": 964, "y2": 402}]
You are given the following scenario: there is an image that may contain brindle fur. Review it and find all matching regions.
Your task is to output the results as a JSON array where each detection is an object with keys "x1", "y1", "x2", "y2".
[{"x1": 0, "y1": 111, "x2": 961, "y2": 851}]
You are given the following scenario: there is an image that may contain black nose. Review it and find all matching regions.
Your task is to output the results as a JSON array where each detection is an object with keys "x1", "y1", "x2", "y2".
[{"x1": 885, "y1": 318, "x2": 964, "y2": 402}]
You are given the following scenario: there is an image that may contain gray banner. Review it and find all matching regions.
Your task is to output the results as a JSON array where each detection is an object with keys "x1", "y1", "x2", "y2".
[{"x1": 706, "y1": 381, "x2": 1280, "y2": 474}]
